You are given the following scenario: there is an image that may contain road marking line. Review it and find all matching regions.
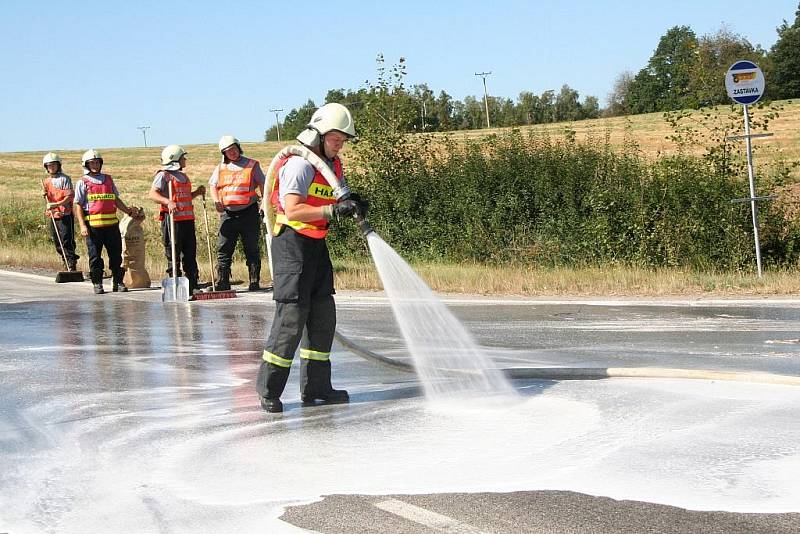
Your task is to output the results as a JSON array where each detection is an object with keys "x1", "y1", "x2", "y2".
[{"x1": 374, "y1": 498, "x2": 488, "y2": 533}]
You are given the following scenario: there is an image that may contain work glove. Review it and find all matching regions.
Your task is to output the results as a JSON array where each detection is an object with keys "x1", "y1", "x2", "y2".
[
  {"x1": 348, "y1": 192, "x2": 369, "y2": 217},
  {"x1": 323, "y1": 199, "x2": 359, "y2": 220}
]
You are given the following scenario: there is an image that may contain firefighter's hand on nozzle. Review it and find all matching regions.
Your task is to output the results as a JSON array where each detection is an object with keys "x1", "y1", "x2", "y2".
[
  {"x1": 348, "y1": 193, "x2": 369, "y2": 217},
  {"x1": 324, "y1": 200, "x2": 358, "y2": 220}
]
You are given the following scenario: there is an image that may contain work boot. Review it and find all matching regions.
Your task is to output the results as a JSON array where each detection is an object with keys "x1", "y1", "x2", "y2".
[
  {"x1": 112, "y1": 281, "x2": 128, "y2": 292},
  {"x1": 112, "y1": 269, "x2": 128, "y2": 292},
  {"x1": 260, "y1": 397, "x2": 283, "y2": 413},
  {"x1": 248, "y1": 264, "x2": 260, "y2": 291},
  {"x1": 90, "y1": 271, "x2": 105, "y2": 295},
  {"x1": 187, "y1": 272, "x2": 199, "y2": 295},
  {"x1": 300, "y1": 358, "x2": 349, "y2": 405},
  {"x1": 301, "y1": 389, "x2": 349, "y2": 406},
  {"x1": 217, "y1": 267, "x2": 231, "y2": 291},
  {"x1": 68, "y1": 261, "x2": 78, "y2": 272}
]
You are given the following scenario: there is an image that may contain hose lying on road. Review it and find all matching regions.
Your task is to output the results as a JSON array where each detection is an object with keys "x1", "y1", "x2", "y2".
[{"x1": 334, "y1": 331, "x2": 800, "y2": 387}]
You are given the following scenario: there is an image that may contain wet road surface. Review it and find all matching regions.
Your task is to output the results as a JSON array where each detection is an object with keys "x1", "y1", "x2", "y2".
[{"x1": 1, "y1": 269, "x2": 800, "y2": 533}]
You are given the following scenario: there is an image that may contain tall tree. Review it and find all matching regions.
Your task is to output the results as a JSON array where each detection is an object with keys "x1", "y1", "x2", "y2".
[
  {"x1": 626, "y1": 26, "x2": 698, "y2": 112},
  {"x1": 606, "y1": 71, "x2": 633, "y2": 116},
  {"x1": 580, "y1": 95, "x2": 600, "y2": 119},
  {"x1": 690, "y1": 28, "x2": 762, "y2": 106},
  {"x1": 555, "y1": 84, "x2": 581, "y2": 121},
  {"x1": 769, "y1": 3, "x2": 800, "y2": 99}
]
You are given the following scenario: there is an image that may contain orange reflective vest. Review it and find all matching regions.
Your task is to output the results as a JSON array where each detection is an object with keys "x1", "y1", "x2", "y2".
[
  {"x1": 270, "y1": 155, "x2": 341, "y2": 239},
  {"x1": 217, "y1": 158, "x2": 257, "y2": 207},
  {"x1": 83, "y1": 175, "x2": 119, "y2": 228},
  {"x1": 44, "y1": 176, "x2": 73, "y2": 219},
  {"x1": 158, "y1": 171, "x2": 195, "y2": 221}
]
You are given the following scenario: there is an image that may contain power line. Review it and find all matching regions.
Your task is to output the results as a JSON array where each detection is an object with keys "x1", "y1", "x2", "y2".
[
  {"x1": 269, "y1": 108, "x2": 284, "y2": 142},
  {"x1": 474, "y1": 71, "x2": 492, "y2": 128},
  {"x1": 137, "y1": 126, "x2": 150, "y2": 147}
]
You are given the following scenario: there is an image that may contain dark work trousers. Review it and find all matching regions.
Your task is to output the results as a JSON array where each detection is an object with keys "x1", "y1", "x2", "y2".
[
  {"x1": 48, "y1": 214, "x2": 79, "y2": 268},
  {"x1": 255, "y1": 227, "x2": 336, "y2": 400},
  {"x1": 161, "y1": 217, "x2": 198, "y2": 282},
  {"x1": 217, "y1": 203, "x2": 261, "y2": 277},
  {"x1": 85, "y1": 223, "x2": 123, "y2": 281}
]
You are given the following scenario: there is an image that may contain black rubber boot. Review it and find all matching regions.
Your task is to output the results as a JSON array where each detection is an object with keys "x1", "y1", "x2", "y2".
[
  {"x1": 217, "y1": 267, "x2": 231, "y2": 291},
  {"x1": 248, "y1": 264, "x2": 260, "y2": 291},
  {"x1": 260, "y1": 397, "x2": 283, "y2": 413},
  {"x1": 112, "y1": 269, "x2": 128, "y2": 292},
  {"x1": 90, "y1": 270, "x2": 105, "y2": 294},
  {"x1": 68, "y1": 261, "x2": 78, "y2": 272},
  {"x1": 187, "y1": 271, "x2": 199, "y2": 295},
  {"x1": 256, "y1": 361, "x2": 291, "y2": 413},
  {"x1": 300, "y1": 359, "x2": 349, "y2": 405}
]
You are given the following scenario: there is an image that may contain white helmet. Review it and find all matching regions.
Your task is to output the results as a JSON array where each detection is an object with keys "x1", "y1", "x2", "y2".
[
  {"x1": 81, "y1": 149, "x2": 103, "y2": 170},
  {"x1": 43, "y1": 152, "x2": 61, "y2": 168},
  {"x1": 161, "y1": 144, "x2": 187, "y2": 170},
  {"x1": 296, "y1": 103, "x2": 356, "y2": 147},
  {"x1": 218, "y1": 135, "x2": 241, "y2": 153}
]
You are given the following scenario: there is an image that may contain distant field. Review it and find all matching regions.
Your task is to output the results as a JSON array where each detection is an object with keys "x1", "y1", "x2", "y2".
[
  {"x1": 1, "y1": 101, "x2": 799, "y2": 295},
  {"x1": 453, "y1": 99, "x2": 800, "y2": 178}
]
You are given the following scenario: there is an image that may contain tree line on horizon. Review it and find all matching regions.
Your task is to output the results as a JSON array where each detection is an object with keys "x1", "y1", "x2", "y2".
[{"x1": 266, "y1": 4, "x2": 800, "y2": 141}]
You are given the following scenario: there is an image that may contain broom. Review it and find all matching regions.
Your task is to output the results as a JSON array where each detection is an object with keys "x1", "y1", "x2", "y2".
[
  {"x1": 40, "y1": 176, "x2": 84, "y2": 283},
  {"x1": 193, "y1": 194, "x2": 236, "y2": 300}
]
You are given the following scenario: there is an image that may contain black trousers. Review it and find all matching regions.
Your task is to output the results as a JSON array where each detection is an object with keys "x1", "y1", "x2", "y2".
[
  {"x1": 217, "y1": 204, "x2": 260, "y2": 273},
  {"x1": 161, "y1": 218, "x2": 198, "y2": 280},
  {"x1": 48, "y1": 214, "x2": 79, "y2": 267},
  {"x1": 85, "y1": 223, "x2": 123, "y2": 279},
  {"x1": 255, "y1": 227, "x2": 336, "y2": 399}
]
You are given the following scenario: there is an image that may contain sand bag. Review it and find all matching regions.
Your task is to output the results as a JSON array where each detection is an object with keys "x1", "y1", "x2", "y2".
[{"x1": 120, "y1": 209, "x2": 151, "y2": 288}]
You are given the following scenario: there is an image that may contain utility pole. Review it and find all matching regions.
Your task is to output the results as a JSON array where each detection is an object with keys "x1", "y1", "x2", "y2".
[
  {"x1": 269, "y1": 108, "x2": 284, "y2": 142},
  {"x1": 421, "y1": 100, "x2": 427, "y2": 131},
  {"x1": 475, "y1": 71, "x2": 492, "y2": 128},
  {"x1": 137, "y1": 126, "x2": 150, "y2": 147}
]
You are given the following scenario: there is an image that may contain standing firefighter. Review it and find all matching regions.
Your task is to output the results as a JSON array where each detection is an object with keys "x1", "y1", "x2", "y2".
[
  {"x1": 73, "y1": 149, "x2": 139, "y2": 294},
  {"x1": 256, "y1": 103, "x2": 367, "y2": 413},
  {"x1": 208, "y1": 136, "x2": 265, "y2": 291},
  {"x1": 41, "y1": 152, "x2": 79, "y2": 271},
  {"x1": 148, "y1": 145, "x2": 205, "y2": 295}
]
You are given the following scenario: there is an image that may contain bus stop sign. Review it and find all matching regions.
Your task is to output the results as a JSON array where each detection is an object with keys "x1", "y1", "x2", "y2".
[{"x1": 725, "y1": 60, "x2": 765, "y2": 105}]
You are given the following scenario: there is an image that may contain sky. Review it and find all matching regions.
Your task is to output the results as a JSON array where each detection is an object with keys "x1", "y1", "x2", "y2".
[{"x1": 0, "y1": 0, "x2": 797, "y2": 153}]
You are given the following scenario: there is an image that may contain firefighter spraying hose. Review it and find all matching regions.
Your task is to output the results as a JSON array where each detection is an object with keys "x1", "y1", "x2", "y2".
[
  {"x1": 256, "y1": 103, "x2": 371, "y2": 413},
  {"x1": 257, "y1": 108, "x2": 800, "y2": 402}
]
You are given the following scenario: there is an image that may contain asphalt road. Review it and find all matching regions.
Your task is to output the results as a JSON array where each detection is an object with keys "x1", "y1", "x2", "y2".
[{"x1": 1, "y1": 269, "x2": 799, "y2": 533}]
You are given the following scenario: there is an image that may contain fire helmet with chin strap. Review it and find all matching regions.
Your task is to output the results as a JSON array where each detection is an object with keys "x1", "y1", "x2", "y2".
[
  {"x1": 42, "y1": 152, "x2": 62, "y2": 170},
  {"x1": 218, "y1": 135, "x2": 243, "y2": 163},
  {"x1": 296, "y1": 103, "x2": 356, "y2": 148},
  {"x1": 81, "y1": 149, "x2": 103, "y2": 171},
  {"x1": 161, "y1": 144, "x2": 187, "y2": 171}
]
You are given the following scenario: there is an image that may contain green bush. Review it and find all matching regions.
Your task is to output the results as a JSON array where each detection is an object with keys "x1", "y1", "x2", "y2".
[{"x1": 326, "y1": 128, "x2": 800, "y2": 270}]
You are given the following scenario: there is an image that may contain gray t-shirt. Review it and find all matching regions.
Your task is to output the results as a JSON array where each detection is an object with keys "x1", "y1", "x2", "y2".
[
  {"x1": 277, "y1": 156, "x2": 345, "y2": 209},
  {"x1": 47, "y1": 173, "x2": 74, "y2": 193},
  {"x1": 74, "y1": 174, "x2": 120, "y2": 211},
  {"x1": 208, "y1": 156, "x2": 265, "y2": 212},
  {"x1": 152, "y1": 170, "x2": 190, "y2": 197}
]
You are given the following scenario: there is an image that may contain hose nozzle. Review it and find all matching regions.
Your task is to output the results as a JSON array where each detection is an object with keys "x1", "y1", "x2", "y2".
[{"x1": 354, "y1": 212, "x2": 374, "y2": 237}]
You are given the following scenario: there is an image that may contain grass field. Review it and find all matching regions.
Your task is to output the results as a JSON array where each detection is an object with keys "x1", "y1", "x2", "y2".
[{"x1": 2, "y1": 101, "x2": 799, "y2": 295}]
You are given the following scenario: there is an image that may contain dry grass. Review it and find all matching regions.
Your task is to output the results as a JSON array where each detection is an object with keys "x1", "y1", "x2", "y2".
[
  {"x1": 2, "y1": 103, "x2": 800, "y2": 296},
  {"x1": 449, "y1": 100, "x2": 800, "y2": 171},
  {"x1": 333, "y1": 260, "x2": 800, "y2": 297}
]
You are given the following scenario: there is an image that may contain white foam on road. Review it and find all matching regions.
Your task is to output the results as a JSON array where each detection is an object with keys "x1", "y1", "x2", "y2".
[{"x1": 4, "y1": 377, "x2": 800, "y2": 533}]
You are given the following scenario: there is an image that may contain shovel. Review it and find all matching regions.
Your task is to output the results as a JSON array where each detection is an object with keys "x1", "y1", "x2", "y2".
[
  {"x1": 39, "y1": 176, "x2": 84, "y2": 283},
  {"x1": 161, "y1": 179, "x2": 190, "y2": 302}
]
